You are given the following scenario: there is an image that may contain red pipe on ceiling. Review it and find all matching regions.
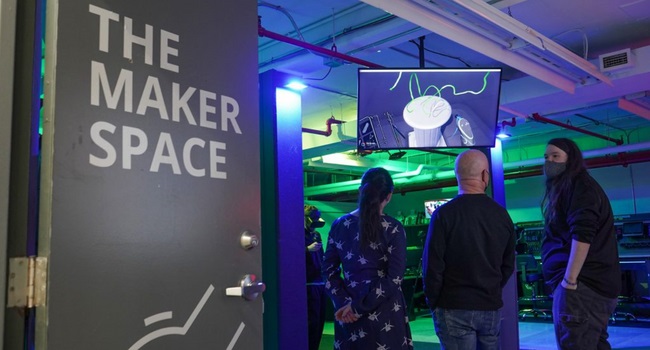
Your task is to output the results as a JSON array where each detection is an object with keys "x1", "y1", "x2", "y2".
[
  {"x1": 531, "y1": 113, "x2": 623, "y2": 145},
  {"x1": 585, "y1": 149, "x2": 650, "y2": 168},
  {"x1": 258, "y1": 25, "x2": 384, "y2": 69},
  {"x1": 302, "y1": 117, "x2": 345, "y2": 136}
]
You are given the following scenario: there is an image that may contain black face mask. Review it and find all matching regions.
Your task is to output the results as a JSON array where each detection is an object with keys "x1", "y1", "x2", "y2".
[{"x1": 544, "y1": 161, "x2": 567, "y2": 179}]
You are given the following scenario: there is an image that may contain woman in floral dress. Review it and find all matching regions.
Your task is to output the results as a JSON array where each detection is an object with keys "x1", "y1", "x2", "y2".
[{"x1": 322, "y1": 167, "x2": 413, "y2": 350}]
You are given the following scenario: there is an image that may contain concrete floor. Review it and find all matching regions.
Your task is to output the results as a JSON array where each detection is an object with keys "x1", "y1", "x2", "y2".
[{"x1": 321, "y1": 316, "x2": 650, "y2": 349}]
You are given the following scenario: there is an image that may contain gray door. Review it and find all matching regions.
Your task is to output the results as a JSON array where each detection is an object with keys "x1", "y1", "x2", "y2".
[{"x1": 38, "y1": 0, "x2": 262, "y2": 349}]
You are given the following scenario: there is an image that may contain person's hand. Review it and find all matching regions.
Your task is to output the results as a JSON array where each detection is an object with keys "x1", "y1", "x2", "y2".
[
  {"x1": 334, "y1": 304, "x2": 359, "y2": 323},
  {"x1": 307, "y1": 242, "x2": 322, "y2": 252}
]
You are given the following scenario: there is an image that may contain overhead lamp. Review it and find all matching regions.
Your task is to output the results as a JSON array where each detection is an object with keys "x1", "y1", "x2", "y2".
[
  {"x1": 496, "y1": 126, "x2": 511, "y2": 139},
  {"x1": 496, "y1": 117, "x2": 516, "y2": 139},
  {"x1": 285, "y1": 81, "x2": 307, "y2": 91},
  {"x1": 360, "y1": 0, "x2": 602, "y2": 93}
]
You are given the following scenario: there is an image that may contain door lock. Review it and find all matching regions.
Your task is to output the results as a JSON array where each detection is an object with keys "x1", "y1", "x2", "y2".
[
  {"x1": 226, "y1": 274, "x2": 265, "y2": 301},
  {"x1": 239, "y1": 231, "x2": 259, "y2": 250}
]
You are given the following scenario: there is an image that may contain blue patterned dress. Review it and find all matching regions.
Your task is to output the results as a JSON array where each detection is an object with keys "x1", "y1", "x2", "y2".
[{"x1": 322, "y1": 213, "x2": 413, "y2": 350}]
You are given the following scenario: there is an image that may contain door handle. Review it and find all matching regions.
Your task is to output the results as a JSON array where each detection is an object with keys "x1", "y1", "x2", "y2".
[{"x1": 226, "y1": 274, "x2": 265, "y2": 301}]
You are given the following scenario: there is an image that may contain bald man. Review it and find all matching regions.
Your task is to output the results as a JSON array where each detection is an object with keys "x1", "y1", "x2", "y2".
[{"x1": 422, "y1": 149, "x2": 515, "y2": 350}]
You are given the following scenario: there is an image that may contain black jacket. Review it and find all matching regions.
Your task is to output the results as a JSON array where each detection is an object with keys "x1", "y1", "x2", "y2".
[
  {"x1": 541, "y1": 171, "x2": 621, "y2": 298},
  {"x1": 423, "y1": 194, "x2": 516, "y2": 310}
]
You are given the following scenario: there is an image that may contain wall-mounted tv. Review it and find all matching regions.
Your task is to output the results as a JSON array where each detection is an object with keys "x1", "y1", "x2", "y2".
[
  {"x1": 357, "y1": 68, "x2": 502, "y2": 151},
  {"x1": 425, "y1": 199, "x2": 452, "y2": 218}
]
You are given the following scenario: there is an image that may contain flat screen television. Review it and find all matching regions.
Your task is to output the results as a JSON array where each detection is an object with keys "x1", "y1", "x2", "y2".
[
  {"x1": 357, "y1": 68, "x2": 502, "y2": 151},
  {"x1": 424, "y1": 199, "x2": 451, "y2": 218}
]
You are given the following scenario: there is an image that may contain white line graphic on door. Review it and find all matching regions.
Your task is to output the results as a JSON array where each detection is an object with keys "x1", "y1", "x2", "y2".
[{"x1": 128, "y1": 284, "x2": 246, "y2": 349}]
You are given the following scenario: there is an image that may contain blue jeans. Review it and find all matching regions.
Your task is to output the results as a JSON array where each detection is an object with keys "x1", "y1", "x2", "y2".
[
  {"x1": 433, "y1": 308, "x2": 501, "y2": 350},
  {"x1": 552, "y1": 283, "x2": 618, "y2": 350}
]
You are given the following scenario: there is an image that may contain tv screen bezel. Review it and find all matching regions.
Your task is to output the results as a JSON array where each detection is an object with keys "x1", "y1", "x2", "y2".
[{"x1": 357, "y1": 67, "x2": 503, "y2": 151}]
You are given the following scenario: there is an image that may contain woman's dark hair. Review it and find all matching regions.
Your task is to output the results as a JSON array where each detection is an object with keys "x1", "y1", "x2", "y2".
[
  {"x1": 541, "y1": 138, "x2": 586, "y2": 224},
  {"x1": 358, "y1": 167, "x2": 394, "y2": 245}
]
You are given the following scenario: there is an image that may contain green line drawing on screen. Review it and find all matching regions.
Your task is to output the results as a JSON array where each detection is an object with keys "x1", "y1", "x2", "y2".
[
  {"x1": 389, "y1": 71, "x2": 490, "y2": 147},
  {"x1": 128, "y1": 285, "x2": 245, "y2": 350}
]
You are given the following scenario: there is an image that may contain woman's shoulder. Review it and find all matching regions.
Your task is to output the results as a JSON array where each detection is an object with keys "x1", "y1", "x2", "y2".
[
  {"x1": 382, "y1": 215, "x2": 405, "y2": 233},
  {"x1": 331, "y1": 213, "x2": 357, "y2": 227}
]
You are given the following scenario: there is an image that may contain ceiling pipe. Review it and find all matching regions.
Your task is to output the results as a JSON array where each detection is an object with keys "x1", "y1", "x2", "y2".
[
  {"x1": 531, "y1": 113, "x2": 623, "y2": 145},
  {"x1": 499, "y1": 106, "x2": 530, "y2": 125},
  {"x1": 307, "y1": 149, "x2": 650, "y2": 200},
  {"x1": 505, "y1": 149, "x2": 650, "y2": 180},
  {"x1": 505, "y1": 141, "x2": 650, "y2": 169},
  {"x1": 585, "y1": 149, "x2": 650, "y2": 168},
  {"x1": 302, "y1": 117, "x2": 345, "y2": 136},
  {"x1": 306, "y1": 140, "x2": 650, "y2": 196},
  {"x1": 501, "y1": 117, "x2": 517, "y2": 127},
  {"x1": 305, "y1": 141, "x2": 650, "y2": 197},
  {"x1": 303, "y1": 163, "x2": 452, "y2": 197},
  {"x1": 258, "y1": 24, "x2": 383, "y2": 68},
  {"x1": 500, "y1": 107, "x2": 624, "y2": 145}
]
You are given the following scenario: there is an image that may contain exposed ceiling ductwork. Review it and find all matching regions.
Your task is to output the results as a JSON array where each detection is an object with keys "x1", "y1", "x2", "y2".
[{"x1": 259, "y1": 0, "x2": 650, "y2": 199}]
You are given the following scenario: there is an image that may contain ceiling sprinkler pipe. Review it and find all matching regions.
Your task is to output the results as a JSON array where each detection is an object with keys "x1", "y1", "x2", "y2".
[
  {"x1": 499, "y1": 106, "x2": 529, "y2": 125},
  {"x1": 501, "y1": 117, "x2": 516, "y2": 127},
  {"x1": 531, "y1": 113, "x2": 623, "y2": 145},
  {"x1": 505, "y1": 141, "x2": 650, "y2": 169},
  {"x1": 258, "y1": 25, "x2": 383, "y2": 68},
  {"x1": 302, "y1": 117, "x2": 345, "y2": 136},
  {"x1": 306, "y1": 150, "x2": 650, "y2": 199}
]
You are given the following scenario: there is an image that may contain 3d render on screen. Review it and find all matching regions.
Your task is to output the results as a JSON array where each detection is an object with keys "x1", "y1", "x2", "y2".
[{"x1": 357, "y1": 68, "x2": 502, "y2": 151}]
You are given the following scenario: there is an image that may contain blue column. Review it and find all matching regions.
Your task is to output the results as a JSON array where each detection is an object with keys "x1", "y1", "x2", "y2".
[
  {"x1": 489, "y1": 139, "x2": 520, "y2": 349},
  {"x1": 260, "y1": 70, "x2": 308, "y2": 350}
]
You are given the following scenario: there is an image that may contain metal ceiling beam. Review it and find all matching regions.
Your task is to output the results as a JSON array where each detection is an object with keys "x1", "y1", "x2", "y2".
[
  {"x1": 362, "y1": 0, "x2": 577, "y2": 93},
  {"x1": 618, "y1": 98, "x2": 650, "y2": 121},
  {"x1": 447, "y1": 0, "x2": 611, "y2": 85}
]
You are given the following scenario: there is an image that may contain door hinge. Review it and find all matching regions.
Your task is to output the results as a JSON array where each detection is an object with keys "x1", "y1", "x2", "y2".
[{"x1": 7, "y1": 257, "x2": 47, "y2": 308}]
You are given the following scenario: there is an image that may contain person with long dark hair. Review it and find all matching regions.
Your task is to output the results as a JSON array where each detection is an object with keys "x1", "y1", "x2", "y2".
[
  {"x1": 322, "y1": 167, "x2": 413, "y2": 349},
  {"x1": 541, "y1": 138, "x2": 621, "y2": 349}
]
